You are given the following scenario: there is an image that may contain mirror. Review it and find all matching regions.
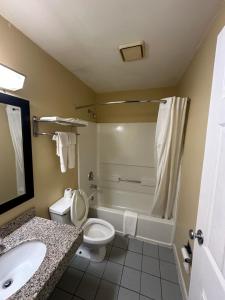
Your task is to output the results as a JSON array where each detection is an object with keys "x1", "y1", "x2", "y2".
[
  {"x1": 0, "y1": 103, "x2": 25, "y2": 202},
  {"x1": 0, "y1": 92, "x2": 34, "y2": 214}
]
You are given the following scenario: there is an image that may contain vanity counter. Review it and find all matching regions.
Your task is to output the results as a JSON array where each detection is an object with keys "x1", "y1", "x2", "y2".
[{"x1": 1, "y1": 216, "x2": 82, "y2": 299}]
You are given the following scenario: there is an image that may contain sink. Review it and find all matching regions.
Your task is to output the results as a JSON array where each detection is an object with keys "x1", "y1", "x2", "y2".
[{"x1": 0, "y1": 240, "x2": 47, "y2": 300}]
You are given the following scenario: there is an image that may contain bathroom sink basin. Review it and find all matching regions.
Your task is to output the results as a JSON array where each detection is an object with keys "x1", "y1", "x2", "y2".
[{"x1": 0, "y1": 240, "x2": 47, "y2": 300}]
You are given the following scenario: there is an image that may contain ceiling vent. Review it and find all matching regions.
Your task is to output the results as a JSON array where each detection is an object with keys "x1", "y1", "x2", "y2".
[{"x1": 119, "y1": 41, "x2": 145, "y2": 62}]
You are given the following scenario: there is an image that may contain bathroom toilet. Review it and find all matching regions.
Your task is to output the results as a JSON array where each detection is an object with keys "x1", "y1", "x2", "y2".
[{"x1": 49, "y1": 190, "x2": 115, "y2": 262}]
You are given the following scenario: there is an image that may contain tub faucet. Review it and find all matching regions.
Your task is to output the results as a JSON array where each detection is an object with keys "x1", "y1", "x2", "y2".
[
  {"x1": 0, "y1": 237, "x2": 5, "y2": 253},
  {"x1": 90, "y1": 184, "x2": 97, "y2": 190}
]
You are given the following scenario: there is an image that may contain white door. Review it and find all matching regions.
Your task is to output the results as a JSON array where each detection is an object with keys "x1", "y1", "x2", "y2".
[
  {"x1": 189, "y1": 27, "x2": 225, "y2": 300},
  {"x1": 77, "y1": 122, "x2": 97, "y2": 200}
]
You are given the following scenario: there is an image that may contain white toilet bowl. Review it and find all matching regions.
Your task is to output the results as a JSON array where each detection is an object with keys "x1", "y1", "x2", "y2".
[
  {"x1": 49, "y1": 189, "x2": 115, "y2": 262},
  {"x1": 83, "y1": 218, "x2": 115, "y2": 245},
  {"x1": 71, "y1": 190, "x2": 115, "y2": 262},
  {"x1": 77, "y1": 217, "x2": 115, "y2": 262}
]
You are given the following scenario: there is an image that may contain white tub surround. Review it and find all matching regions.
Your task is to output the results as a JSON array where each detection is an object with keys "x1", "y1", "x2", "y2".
[
  {"x1": 97, "y1": 123, "x2": 156, "y2": 213},
  {"x1": 78, "y1": 122, "x2": 97, "y2": 200}
]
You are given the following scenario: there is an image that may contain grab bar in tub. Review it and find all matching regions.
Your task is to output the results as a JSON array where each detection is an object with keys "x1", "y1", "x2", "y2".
[{"x1": 118, "y1": 177, "x2": 141, "y2": 184}]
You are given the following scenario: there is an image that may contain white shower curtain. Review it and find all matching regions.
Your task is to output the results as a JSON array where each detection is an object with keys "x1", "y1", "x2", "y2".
[
  {"x1": 151, "y1": 97, "x2": 188, "y2": 219},
  {"x1": 6, "y1": 105, "x2": 25, "y2": 195}
]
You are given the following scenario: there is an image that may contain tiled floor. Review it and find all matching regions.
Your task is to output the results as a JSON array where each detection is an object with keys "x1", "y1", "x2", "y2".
[{"x1": 49, "y1": 234, "x2": 182, "y2": 300}]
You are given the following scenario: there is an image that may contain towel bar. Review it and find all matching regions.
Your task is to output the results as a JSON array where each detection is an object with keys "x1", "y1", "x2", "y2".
[{"x1": 34, "y1": 131, "x2": 80, "y2": 137}]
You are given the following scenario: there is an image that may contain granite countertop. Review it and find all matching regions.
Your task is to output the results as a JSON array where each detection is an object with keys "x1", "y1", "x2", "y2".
[{"x1": 1, "y1": 216, "x2": 83, "y2": 300}]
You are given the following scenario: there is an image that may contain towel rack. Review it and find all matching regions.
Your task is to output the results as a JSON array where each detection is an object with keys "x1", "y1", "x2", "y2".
[
  {"x1": 32, "y1": 116, "x2": 82, "y2": 137},
  {"x1": 34, "y1": 131, "x2": 80, "y2": 137}
]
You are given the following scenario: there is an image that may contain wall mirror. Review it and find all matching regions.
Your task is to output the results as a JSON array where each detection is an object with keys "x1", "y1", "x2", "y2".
[{"x1": 0, "y1": 92, "x2": 34, "y2": 214}]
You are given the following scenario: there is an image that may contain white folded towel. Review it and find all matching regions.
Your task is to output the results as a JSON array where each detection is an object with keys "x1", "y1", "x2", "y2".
[
  {"x1": 40, "y1": 116, "x2": 60, "y2": 121},
  {"x1": 67, "y1": 133, "x2": 76, "y2": 169},
  {"x1": 52, "y1": 132, "x2": 69, "y2": 173},
  {"x1": 52, "y1": 132, "x2": 77, "y2": 172},
  {"x1": 141, "y1": 178, "x2": 156, "y2": 187},
  {"x1": 40, "y1": 116, "x2": 88, "y2": 126},
  {"x1": 123, "y1": 210, "x2": 138, "y2": 237}
]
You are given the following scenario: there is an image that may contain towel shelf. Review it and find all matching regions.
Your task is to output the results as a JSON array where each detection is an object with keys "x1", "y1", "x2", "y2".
[
  {"x1": 33, "y1": 116, "x2": 87, "y2": 127},
  {"x1": 32, "y1": 116, "x2": 83, "y2": 137}
]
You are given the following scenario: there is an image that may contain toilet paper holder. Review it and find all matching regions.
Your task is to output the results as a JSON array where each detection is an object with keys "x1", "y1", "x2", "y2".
[
  {"x1": 183, "y1": 241, "x2": 192, "y2": 265},
  {"x1": 185, "y1": 257, "x2": 192, "y2": 264}
]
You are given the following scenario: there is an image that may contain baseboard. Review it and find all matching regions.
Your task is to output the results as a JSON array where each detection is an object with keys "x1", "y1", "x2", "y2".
[
  {"x1": 173, "y1": 244, "x2": 188, "y2": 300},
  {"x1": 136, "y1": 234, "x2": 172, "y2": 247}
]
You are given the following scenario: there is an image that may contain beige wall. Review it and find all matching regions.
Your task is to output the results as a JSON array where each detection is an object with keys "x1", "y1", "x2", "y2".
[
  {"x1": 96, "y1": 87, "x2": 176, "y2": 123},
  {"x1": 0, "y1": 16, "x2": 95, "y2": 225},
  {"x1": 0, "y1": 104, "x2": 17, "y2": 203},
  {"x1": 175, "y1": 4, "x2": 225, "y2": 291}
]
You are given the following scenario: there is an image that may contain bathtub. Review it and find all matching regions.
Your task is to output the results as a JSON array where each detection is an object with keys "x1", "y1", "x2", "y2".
[{"x1": 89, "y1": 205, "x2": 175, "y2": 246}]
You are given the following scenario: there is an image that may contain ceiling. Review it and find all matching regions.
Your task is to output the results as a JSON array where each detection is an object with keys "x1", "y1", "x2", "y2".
[{"x1": 0, "y1": 0, "x2": 222, "y2": 92}]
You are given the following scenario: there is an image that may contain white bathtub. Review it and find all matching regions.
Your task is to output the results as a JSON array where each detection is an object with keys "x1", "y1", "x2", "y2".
[{"x1": 89, "y1": 205, "x2": 175, "y2": 246}]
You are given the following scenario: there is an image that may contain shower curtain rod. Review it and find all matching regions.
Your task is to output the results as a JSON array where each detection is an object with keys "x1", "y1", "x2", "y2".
[{"x1": 75, "y1": 99, "x2": 167, "y2": 110}]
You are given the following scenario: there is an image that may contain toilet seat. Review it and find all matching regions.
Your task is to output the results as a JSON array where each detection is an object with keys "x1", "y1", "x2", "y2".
[
  {"x1": 50, "y1": 189, "x2": 115, "y2": 262},
  {"x1": 71, "y1": 189, "x2": 115, "y2": 261},
  {"x1": 83, "y1": 218, "x2": 115, "y2": 245},
  {"x1": 70, "y1": 189, "x2": 89, "y2": 228}
]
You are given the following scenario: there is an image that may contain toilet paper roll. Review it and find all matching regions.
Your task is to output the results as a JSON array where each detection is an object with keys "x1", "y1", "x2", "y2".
[
  {"x1": 181, "y1": 247, "x2": 191, "y2": 274},
  {"x1": 183, "y1": 261, "x2": 190, "y2": 274},
  {"x1": 64, "y1": 188, "x2": 72, "y2": 199},
  {"x1": 181, "y1": 247, "x2": 189, "y2": 261}
]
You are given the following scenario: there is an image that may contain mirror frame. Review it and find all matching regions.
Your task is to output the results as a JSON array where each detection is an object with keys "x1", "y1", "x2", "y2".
[{"x1": 0, "y1": 92, "x2": 34, "y2": 214}]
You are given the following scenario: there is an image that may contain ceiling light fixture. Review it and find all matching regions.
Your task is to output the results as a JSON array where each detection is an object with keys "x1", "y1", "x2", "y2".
[
  {"x1": 0, "y1": 64, "x2": 26, "y2": 91},
  {"x1": 119, "y1": 41, "x2": 145, "y2": 62}
]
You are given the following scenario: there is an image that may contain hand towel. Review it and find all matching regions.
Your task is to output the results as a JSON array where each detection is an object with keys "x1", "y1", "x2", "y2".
[
  {"x1": 123, "y1": 210, "x2": 138, "y2": 237},
  {"x1": 52, "y1": 132, "x2": 69, "y2": 173},
  {"x1": 67, "y1": 133, "x2": 76, "y2": 169},
  {"x1": 40, "y1": 116, "x2": 59, "y2": 121}
]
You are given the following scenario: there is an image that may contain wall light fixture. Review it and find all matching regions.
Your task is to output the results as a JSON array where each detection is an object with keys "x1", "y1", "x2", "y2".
[{"x1": 0, "y1": 64, "x2": 25, "y2": 91}]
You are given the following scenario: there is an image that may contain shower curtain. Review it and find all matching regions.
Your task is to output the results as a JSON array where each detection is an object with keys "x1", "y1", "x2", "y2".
[
  {"x1": 6, "y1": 105, "x2": 25, "y2": 195},
  {"x1": 151, "y1": 97, "x2": 188, "y2": 219}
]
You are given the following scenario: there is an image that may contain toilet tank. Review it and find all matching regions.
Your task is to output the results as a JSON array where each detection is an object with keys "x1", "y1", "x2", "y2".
[{"x1": 49, "y1": 197, "x2": 72, "y2": 225}]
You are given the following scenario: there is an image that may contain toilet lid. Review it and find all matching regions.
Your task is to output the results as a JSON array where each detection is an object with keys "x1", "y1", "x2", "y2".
[{"x1": 70, "y1": 189, "x2": 89, "y2": 227}]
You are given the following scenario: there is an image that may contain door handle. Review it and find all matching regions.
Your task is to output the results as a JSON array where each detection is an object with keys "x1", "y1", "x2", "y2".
[{"x1": 189, "y1": 229, "x2": 204, "y2": 245}]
